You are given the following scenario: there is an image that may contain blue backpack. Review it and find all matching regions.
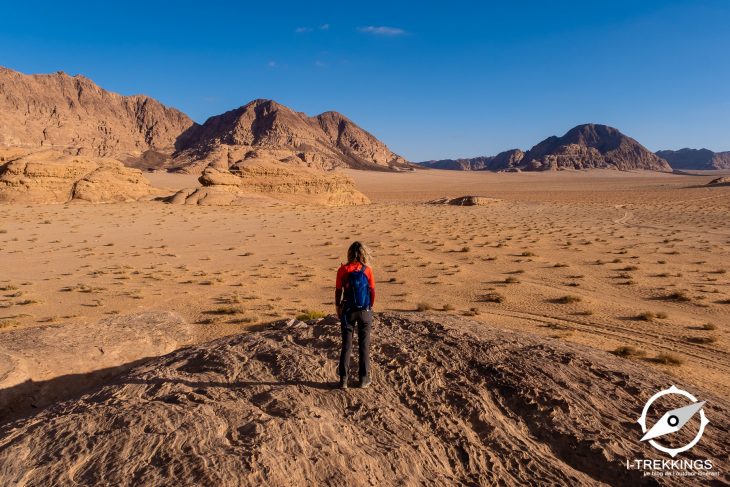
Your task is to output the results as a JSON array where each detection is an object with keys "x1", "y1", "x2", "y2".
[{"x1": 345, "y1": 265, "x2": 371, "y2": 311}]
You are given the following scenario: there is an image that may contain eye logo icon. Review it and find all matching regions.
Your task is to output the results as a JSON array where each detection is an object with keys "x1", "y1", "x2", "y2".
[{"x1": 637, "y1": 385, "x2": 709, "y2": 457}]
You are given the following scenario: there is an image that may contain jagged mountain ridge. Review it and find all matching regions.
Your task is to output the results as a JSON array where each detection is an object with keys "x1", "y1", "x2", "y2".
[
  {"x1": 0, "y1": 67, "x2": 194, "y2": 161},
  {"x1": 656, "y1": 148, "x2": 730, "y2": 170},
  {"x1": 170, "y1": 99, "x2": 409, "y2": 173}
]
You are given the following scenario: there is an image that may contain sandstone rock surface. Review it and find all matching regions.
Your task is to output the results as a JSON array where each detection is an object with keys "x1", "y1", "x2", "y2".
[
  {"x1": 0, "y1": 311, "x2": 192, "y2": 424},
  {"x1": 167, "y1": 157, "x2": 369, "y2": 206},
  {"x1": 0, "y1": 149, "x2": 158, "y2": 203},
  {"x1": 0, "y1": 313, "x2": 726, "y2": 486}
]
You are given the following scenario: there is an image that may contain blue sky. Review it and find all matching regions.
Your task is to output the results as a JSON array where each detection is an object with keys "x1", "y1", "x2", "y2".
[{"x1": 1, "y1": 0, "x2": 728, "y2": 160}]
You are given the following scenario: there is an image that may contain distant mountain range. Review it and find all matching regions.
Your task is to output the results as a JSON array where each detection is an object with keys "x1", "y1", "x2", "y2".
[
  {"x1": 2, "y1": 66, "x2": 725, "y2": 174},
  {"x1": 655, "y1": 148, "x2": 730, "y2": 170},
  {"x1": 420, "y1": 124, "x2": 671, "y2": 172},
  {"x1": 0, "y1": 66, "x2": 408, "y2": 173}
]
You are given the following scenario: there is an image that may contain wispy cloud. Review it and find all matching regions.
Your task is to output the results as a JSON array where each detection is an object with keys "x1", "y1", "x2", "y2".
[
  {"x1": 357, "y1": 25, "x2": 407, "y2": 36},
  {"x1": 295, "y1": 24, "x2": 330, "y2": 33},
  {"x1": 267, "y1": 60, "x2": 278, "y2": 68}
]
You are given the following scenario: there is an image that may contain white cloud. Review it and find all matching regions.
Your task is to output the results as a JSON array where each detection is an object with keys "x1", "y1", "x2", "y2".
[
  {"x1": 295, "y1": 27, "x2": 313, "y2": 33},
  {"x1": 267, "y1": 60, "x2": 278, "y2": 68},
  {"x1": 357, "y1": 26, "x2": 406, "y2": 36},
  {"x1": 319, "y1": 23, "x2": 330, "y2": 30}
]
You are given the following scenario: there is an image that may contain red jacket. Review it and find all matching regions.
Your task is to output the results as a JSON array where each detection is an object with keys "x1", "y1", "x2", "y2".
[{"x1": 335, "y1": 262, "x2": 375, "y2": 307}]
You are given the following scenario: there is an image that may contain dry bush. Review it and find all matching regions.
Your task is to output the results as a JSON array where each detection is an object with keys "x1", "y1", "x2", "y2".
[
  {"x1": 416, "y1": 302, "x2": 433, "y2": 312},
  {"x1": 652, "y1": 353, "x2": 684, "y2": 366},
  {"x1": 612, "y1": 346, "x2": 646, "y2": 358},
  {"x1": 555, "y1": 295, "x2": 582, "y2": 304},
  {"x1": 686, "y1": 336, "x2": 717, "y2": 344},
  {"x1": 297, "y1": 311, "x2": 327, "y2": 321},
  {"x1": 663, "y1": 290, "x2": 691, "y2": 302},
  {"x1": 482, "y1": 292, "x2": 505, "y2": 303}
]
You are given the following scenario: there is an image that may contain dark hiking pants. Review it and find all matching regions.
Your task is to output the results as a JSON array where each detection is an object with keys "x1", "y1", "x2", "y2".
[{"x1": 338, "y1": 309, "x2": 373, "y2": 379}]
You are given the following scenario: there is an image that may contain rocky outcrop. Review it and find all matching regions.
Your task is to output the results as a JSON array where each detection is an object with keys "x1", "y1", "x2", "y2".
[
  {"x1": 167, "y1": 157, "x2": 370, "y2": 206},
  {"x1": 0, "y1": 149, "x2": 158, "y2": 203},
  {"x1": 656, "y1": 148, "x2": 730, "y2": 170},
  {"x1": 419, "y1": 149, "x2": 524, "y2": 171},
  {"x1": 0, "y1": 313, "x2": 726, "y2": 486},
  {"x1": 428, "y1": 195, "x2": 500, "y2": 206},
  {"x1": 0, "y1": 311, "x2": 192, "y2": 424},
  {"x1": 0, "y1": 66, "x2": 194, "y2": 162},
  {"x1": 521, "y1": 124, "x2": 671, "y2": 171},
  {"x1": 171, "y1": 99, "x2": 409, "y2": 173},
  {"x1": 707, "y1": 176, "x2": 730, "y2": 186}
]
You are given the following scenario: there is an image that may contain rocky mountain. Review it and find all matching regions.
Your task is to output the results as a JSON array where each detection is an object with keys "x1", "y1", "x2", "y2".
[
  {"x1": 655, "y1": 148, "x2": 730, "y2": 170},
  {"x1": 0, "y1": 67, "x2": 194, "y2": 162},
  {"x1": 0, "y1": 67, "x2": 409, "y2": 174},
  {"x1": 420, "y1": 125, "x2": 671, "y2": 172},
  {"x1": 1, "y1": 312, "x2": 727, "y2": 486},
  {"x1": 419, "y1": 149, "x2": 524, "y2": 171},
  {"x1": 521, "y1": 124, "x2": 671, "y2": 171},
  {"x1": 170, "y1": 99, "x2": 409, "y2": 173}
]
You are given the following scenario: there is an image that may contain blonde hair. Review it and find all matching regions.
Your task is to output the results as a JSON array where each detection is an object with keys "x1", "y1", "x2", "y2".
[{"x1": 347, "y1": 241, "x2": 371, "y2": 266}]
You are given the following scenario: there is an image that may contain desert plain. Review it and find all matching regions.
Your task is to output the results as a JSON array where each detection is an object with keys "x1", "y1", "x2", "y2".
[{"x1": 1, "y1": 167, "x2": 728, "y2": 398}]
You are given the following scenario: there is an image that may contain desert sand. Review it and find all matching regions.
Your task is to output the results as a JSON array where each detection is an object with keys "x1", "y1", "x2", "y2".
[{"x1": 1, "y1": 167, "x2": 729, "y2": 485}]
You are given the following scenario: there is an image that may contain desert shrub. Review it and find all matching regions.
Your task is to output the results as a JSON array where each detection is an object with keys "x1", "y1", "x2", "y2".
[
  {"x1": 416, "y1": 302, "x2": 433, "y2": 312},
  {"x1": 652, "y1": 353, "x2": 684, "y2": 366},
  {"x1": 296, "y1": 310, "x2": 327, "y2": 321},
  {"x1": 556, "y1": 295, "x2": 582, "y2": 304},
  {"x1": 664, "y1": 290, "x2": 691, "y2": 302},
  {"x1": 612, "y1": 346, "x2": 645, "y2": 358},
  {"x1": 482, "y1": 292, "x2": 505, "y2": 303},
  {"x1": 686, "y1": 336, "x2": 717, "y2": 344}
]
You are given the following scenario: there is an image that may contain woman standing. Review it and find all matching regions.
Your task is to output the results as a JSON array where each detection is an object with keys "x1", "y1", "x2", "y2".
[{"x1": 334, "y1": 241, "x2": 376, "y2": 389}]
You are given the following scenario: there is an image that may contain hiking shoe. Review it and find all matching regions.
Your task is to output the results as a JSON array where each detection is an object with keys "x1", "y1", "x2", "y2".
[
  {"x1": 338, "y1": 376, "x2": 348, "y2": 390},
  {"x1": 358, "y1": 376, "x2": 372, "y2": 389}
]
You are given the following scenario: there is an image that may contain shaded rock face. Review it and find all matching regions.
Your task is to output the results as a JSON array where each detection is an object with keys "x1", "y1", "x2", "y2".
[
  {"x1": 522, "y1": 124, "x2": 671, "y2": 171},
  {"x1": 428, "y1": 195, "x2": 501, "y2": 206},
  {"x1": 0, "y1": 67, "x2": 194, "y2": 161},
  {"x1": 171, "y1": 99, "x2": 409, "y2": 173},
  {"x1": 419, "y1": 149, "x2": 524, "y2": 171},
  {"x1": 167, "y1": 157, "x2": 370, "y2": 206},
  {"x1": 656, "y1": 148, "x2": 730, "y2": 170},
  {"x1": 0, "y1": 311, "x2": 192, "y2": 424},
  {"x1": 0, "y1": 150, "x2": 158, "y2": 203},
  {"x1": 0, "y1": 313, "x2": 726, "y2": 486}
]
